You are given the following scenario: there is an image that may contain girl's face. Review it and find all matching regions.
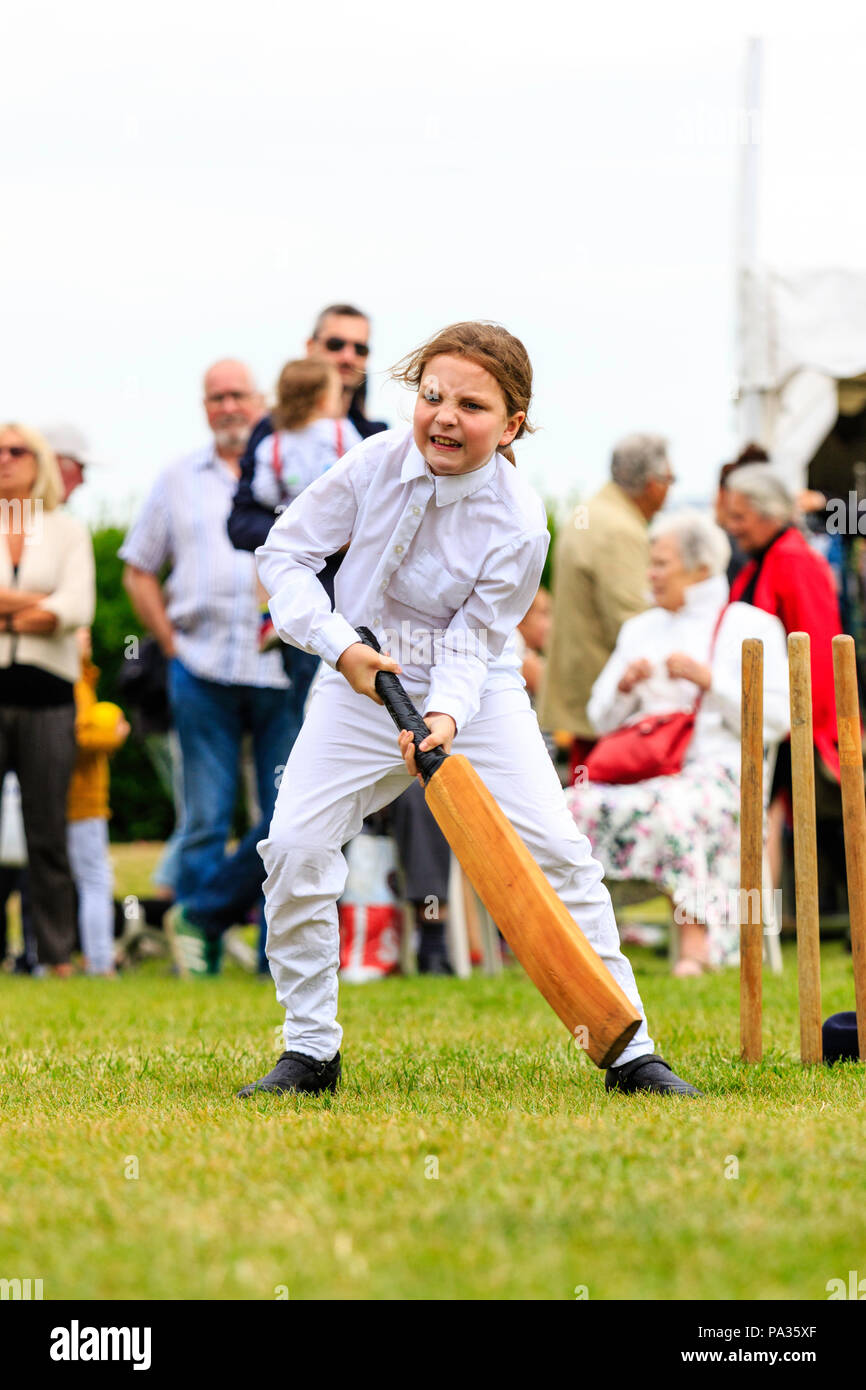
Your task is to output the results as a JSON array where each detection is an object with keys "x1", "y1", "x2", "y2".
[{"x1": 413, "y1": 354, "x2": 525, "y2": 475}]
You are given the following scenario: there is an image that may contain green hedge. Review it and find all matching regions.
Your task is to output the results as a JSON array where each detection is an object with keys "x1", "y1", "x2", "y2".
[
  {"x1": 91, "y1": 527, "x2": 174, "y2": 843},
  {"x1": 541, "y1": 505, "x2": 557, "y2": 593}
]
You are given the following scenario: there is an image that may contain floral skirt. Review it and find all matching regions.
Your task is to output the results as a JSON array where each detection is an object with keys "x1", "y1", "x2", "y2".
[{"x1": 565, "y1": 761, "x2": 742, "y2": 966}]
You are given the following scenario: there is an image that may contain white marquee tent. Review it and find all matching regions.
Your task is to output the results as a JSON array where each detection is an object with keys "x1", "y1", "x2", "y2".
[
  {"x1": 738, "y1": 266, "x2": 866, "y2": 485},
  {"x1": 734, "y1": 37, "x2": 866, "y2": 488}
]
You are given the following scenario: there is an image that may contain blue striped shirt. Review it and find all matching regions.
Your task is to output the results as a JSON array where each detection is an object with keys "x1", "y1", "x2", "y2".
[{"x1": 119, "y1": 445, "x2": 288, "y2": 689}]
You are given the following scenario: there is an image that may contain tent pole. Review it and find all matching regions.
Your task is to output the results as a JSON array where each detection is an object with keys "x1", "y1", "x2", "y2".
[{"x1": 736, "y1": 36, "x2": 766, "y2": 445}]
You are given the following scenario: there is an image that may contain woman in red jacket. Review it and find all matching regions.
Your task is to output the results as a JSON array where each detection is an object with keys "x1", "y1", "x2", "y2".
[{"x1": 724, "y1": 464, "x2": 843, "y2": 892}]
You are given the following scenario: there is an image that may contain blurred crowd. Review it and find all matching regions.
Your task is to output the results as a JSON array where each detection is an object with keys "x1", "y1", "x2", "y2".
[{"x1": 0, "y1": 303, "x2": 849, "y2": 979}]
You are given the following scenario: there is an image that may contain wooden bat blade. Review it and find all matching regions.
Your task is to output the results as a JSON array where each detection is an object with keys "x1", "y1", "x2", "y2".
[{"x1": 424, "y1": 755, "x2": 641, "y2": 1068}]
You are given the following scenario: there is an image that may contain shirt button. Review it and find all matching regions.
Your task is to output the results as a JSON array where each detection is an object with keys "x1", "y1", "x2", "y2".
[
  {"x1": 394, "y1": 545, "x2": 404, "y2": 555},
  {"x1": 412, "y1": 506, "x2": 421, "y2": 516},
  {"x1": 380, "y1": 580, "x2": 388, "y2": 591}
]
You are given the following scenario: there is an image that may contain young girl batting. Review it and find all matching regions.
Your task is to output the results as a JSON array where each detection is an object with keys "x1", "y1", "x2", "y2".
[{"x1": 239, "y1": 321, "x2": 700, "y2": 1099}]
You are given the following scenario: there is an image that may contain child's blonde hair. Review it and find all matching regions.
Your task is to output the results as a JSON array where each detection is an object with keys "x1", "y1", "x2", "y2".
[
  {"x1": 272, "y1": 359, "x2": 339, "y2": 431},
  {"x1": 391, "y1": 321, "x2": 535, "y2": 464}
]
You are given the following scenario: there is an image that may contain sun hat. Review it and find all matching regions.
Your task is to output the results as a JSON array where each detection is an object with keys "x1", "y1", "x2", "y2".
[{"x1": 41, "y1": 424, "x2": 96, "y2": 467}]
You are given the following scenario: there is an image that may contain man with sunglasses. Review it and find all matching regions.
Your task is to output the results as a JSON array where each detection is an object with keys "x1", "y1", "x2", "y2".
[
  {"x1": 306, "y1": 304, "x2": 384, "y2": 432},
  {"x1": 227, "y1": 305, "x2": 386, "y2": 631},
  {"x1": 228, "y1": 303, "x2": 386, "y2": 561}
]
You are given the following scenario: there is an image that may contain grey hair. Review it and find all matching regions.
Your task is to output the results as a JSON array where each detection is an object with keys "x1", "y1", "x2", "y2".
[
  {"x1": 723, "y1": 463, "x2": 795, "y2": 523},
  {"x1": 610, "y1": 433, "x2": 670, "y2": 494},
  {"x1": 648, "y1": 508, "x2": 731, "y2": 577}
]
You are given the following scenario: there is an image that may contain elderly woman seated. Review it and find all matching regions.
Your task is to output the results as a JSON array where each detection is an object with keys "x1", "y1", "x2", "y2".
[{"x1": 566, "y1": 510, "x2": 789, "y2": 975}]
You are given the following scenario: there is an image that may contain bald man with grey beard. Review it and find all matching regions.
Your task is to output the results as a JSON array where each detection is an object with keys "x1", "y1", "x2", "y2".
[{"x1": 119, "y1": 359, "x2": 298, "y2": 976}]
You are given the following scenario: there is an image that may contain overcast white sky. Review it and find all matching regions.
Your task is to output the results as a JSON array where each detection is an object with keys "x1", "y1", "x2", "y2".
[{"x1": 3, "y1": 1, "x2": 866, "y2": 526}]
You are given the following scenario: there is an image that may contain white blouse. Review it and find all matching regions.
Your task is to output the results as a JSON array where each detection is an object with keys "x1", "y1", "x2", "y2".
[
  {"x1": 0, "y1": 507, "x2": 95, "y2": 684},
  {"x1": 586, "y1": 573, "x2": 790, "y2": 769},
  {"x1": 256, "y1": 426, "x2": 550, "y2": 732}
]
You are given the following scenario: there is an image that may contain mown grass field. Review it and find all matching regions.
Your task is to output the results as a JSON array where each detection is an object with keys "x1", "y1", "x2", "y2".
[{"x1": 1, "y1": 845, "x2": 864, "y2": 1301}]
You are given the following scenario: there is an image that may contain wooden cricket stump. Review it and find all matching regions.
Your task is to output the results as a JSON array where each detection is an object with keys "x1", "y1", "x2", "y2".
[
  {"x1": 740, "y1": 638, "x2": 764, "y2": 1062},
  {"x1": 788, "y1": 633, "x2": 823, "y2": 1064},
  {"x1": 831, "y1": 635, "x2": 866, "y2": 1062}
]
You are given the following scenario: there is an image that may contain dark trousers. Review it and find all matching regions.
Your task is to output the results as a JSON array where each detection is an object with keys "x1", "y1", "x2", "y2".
[
  {"x1": 0, "y1": 705, "x2": 77, "y2": 965},
  {"x1": 386, "y1": 780, "x2": 451, "y2": 905}
]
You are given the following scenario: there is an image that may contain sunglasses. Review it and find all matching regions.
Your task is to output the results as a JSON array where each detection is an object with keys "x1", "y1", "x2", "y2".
[
  {"x1": 320, "y1": 336, "x2": 370, "y2": 358},
  {"x1": 0, "y1": 446, "x2": 33, "y2": 459}
]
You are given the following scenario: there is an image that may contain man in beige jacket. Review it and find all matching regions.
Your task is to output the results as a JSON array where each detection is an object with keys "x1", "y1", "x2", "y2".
[{"x1": 539, "y1": 434, "x2": 674, "y2": 756}]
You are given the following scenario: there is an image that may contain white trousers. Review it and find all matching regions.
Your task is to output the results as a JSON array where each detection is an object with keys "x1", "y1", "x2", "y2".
[
  {"x1": 67, "y1": 818, "x2": 115, "y2": 974},
  {"x1": 259, "y1": 670, "x2": 654, "y2": 1065}
]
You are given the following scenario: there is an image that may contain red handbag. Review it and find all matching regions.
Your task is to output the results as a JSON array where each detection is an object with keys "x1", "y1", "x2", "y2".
[
  {"x1": 582, "y1": 709, "x2": 697, "y2": 784},
  {"x1": 581, "y1": 605, "x2": 728, "y2": 786}
]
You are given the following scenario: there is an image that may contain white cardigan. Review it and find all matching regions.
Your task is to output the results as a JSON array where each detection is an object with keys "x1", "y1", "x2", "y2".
[
  {"x1": 586, "y1": 574, "x2": 790, "y2": 769},
  {"x1": 0, "y1": 507, "x2": 96, "y2": 684}
]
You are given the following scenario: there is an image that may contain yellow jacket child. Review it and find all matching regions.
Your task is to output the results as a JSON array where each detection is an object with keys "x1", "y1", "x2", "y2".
[
  {"x1": 68, "y1": 658, "x2": 129, "y2": 822},
  {"x1": 66, "y1": 631, "x2": 129, "y2": 976}
]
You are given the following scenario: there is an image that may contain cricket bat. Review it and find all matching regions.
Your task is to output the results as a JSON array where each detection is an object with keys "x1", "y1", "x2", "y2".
[{"x1": 356, "y1": 628, "x2": 641, "y2": 1067}]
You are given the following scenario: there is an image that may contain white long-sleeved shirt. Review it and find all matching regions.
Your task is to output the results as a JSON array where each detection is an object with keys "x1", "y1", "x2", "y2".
[
  {"x1": 586, "y1": 573, "x2": 790, "y2": 768},
  {"x1": 255, "y1": 426, "x2": 550, "y2": 731}
]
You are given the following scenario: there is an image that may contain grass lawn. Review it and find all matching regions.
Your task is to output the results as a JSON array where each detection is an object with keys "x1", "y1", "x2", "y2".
[{"x1": 1, "y1": 844, "x2": 864, "y2": 1301}]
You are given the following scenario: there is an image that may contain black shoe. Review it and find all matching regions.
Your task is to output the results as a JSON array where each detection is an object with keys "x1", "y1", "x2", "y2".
[
  {"x1": 236, "y1": 1050, "x2": 341, "y2": 1098},
  {"x1": 417, "y1": 949, "x2": 454, "y2": 976},
  {"x1": 416, "y1": 921, "x2": 454, "y2": 975},
  {"x1": 605, "y1": 1054, "x2": 703, "y2": 1097}
]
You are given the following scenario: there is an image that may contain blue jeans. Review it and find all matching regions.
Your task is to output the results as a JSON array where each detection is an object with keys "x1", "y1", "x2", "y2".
[
  {"x1": 281, "y1": 644, "x2": 320, "y2": 727},
  {"x1": 168, "y1": 658, "x2": 305, "y2": 965}
]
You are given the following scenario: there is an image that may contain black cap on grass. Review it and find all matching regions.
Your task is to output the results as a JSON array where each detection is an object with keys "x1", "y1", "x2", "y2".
[{"x1": 822, "y1": 1012, "x2": 860, "y2": 1064}]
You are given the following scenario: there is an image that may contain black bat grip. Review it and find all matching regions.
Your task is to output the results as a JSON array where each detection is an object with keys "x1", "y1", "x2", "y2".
[{"x1": 355, "y1": 627, "x2": 447, "y2": 784}]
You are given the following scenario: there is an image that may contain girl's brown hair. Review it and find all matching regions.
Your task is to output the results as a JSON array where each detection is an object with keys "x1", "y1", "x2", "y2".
[
  {"x1": 391, "y1": 321, "x2": 534, "y2": 464},
  {"x1": 272, "y1": 359, "x2": 339, "y2": 431}
]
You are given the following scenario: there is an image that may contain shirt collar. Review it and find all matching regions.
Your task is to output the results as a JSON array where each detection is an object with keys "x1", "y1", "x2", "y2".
[
  {"x1": 193, "y1": 446, "x2": 218, "y2": 470},
  {"x1": 196, "y1": 445, "x2": 240, "y2": 480},
  {"x1": 752, "y1": 523, "x2": 791, "y2": 565},
  {"x1": 681, "y1": 572, "x2": 730, "y2": 616},
  {"x1": 401, "y1": 441, "x2": 499, "y2": 506},
  {"x1": 605, "y1": 480, "x2": 648, "y2": 524}
]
